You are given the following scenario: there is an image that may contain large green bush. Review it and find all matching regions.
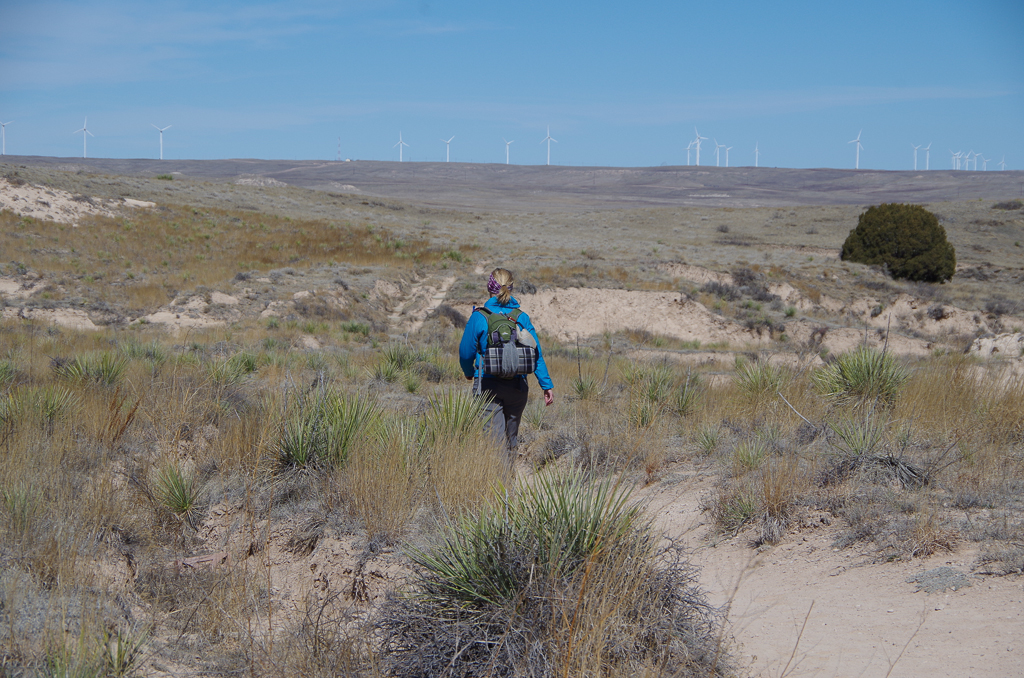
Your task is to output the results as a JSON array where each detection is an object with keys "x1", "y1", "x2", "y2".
[{"x1": 840, "y1": 203, "x2": 956, "y2": 282}]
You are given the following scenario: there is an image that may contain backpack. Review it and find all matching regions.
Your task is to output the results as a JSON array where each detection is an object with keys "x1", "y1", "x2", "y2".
[{"x1": 478, "y1": 308, "x2": 538, "y2": 378}]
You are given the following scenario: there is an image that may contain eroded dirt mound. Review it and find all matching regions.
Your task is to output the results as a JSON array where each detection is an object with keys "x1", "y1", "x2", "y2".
[
  {"x1": 971, "y1": 332, "x2": 1024, "y2": 358},
  {"x1": 523, "y1": 287, "x2": 768, "y2": 346},
  {"x1": 0, "y1": 176, "x2": 149, "y2": 224}
]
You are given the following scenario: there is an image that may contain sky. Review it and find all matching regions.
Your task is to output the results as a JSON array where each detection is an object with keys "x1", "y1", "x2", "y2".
[{"x1": 1, "y1": 0, "x2": 1022, "y2": 170}]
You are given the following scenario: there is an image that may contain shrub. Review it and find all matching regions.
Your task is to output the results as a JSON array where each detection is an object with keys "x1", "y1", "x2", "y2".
[
  {"x1": 840, "y1": 203, "x2": 956, "y2": 282},
  {"x1": 700, "y1": 280, "x2": 740, "y2": 301}
]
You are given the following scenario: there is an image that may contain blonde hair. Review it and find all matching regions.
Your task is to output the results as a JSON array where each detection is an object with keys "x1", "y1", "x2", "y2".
[{"x1": 491, "y1": 268, "x2": 514, "y2": 305}]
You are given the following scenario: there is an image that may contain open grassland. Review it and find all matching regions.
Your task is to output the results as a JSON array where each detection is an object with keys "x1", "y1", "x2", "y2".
[{"x1": 1, "y1": 165, "x2": 1023, "y2": 677}]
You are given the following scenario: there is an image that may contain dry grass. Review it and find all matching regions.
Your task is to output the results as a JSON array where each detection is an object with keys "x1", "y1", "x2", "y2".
[
  {"x1": 3, "y1": 172, "x2": 1024, "y2": 675},
  {"x1": 0, "y1": 205, "x2": 445, "y2": 317}
]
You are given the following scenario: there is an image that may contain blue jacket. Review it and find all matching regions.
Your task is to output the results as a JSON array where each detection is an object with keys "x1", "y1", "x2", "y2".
[{"x1": 459, "y1": 296, "x2": 554, "y2": 391}]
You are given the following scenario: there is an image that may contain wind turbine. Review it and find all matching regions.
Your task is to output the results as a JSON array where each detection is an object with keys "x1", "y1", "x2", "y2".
[
  {"x1": 725, "y1": 146, "x2": 733, "y2": 168},
  {"x1": 912, "y1": 144, "x2": 921, "y2": 171},
  {"x1": 502, "y1": 138, "x2": 514, "y2": 165},
  {"x1": 923, "y1": 142, "x2": 931, "y2": 170},
  {"x1": 848, "y1": 130, "x2": 863, "y2": 170},
  {"x1": 998, "y1": 156, "x2": 1007, "y2": 171},
  {"x1": 152, "y1": 124, "x2": 171, "y2": 160},
  {"x1": 754, "y1": 142, "x2": 760, "y2": 168},
  {"x1": 950, "y1": 150, "x2": 959, "y2": 170},
  {"x1": 0, "y1": 120, "x2": 11, "y2": 156},
  {"x1": 394, "y1": 132, "x2": 409, "y2": 162},
  {"x1": 540, "y1": 126, "x2": 557, "y2": 165},
  {"x1": 693, "y1": 127, "x2": 707, "y2": 166},
  {"x1": 966, "y1": 150, "x2": 976, "y2": 171},
  {"x1": 74, "y1": 118, "x2": 94, "y2": 158},
  {"x1": 980, "y1": 155, "x2": 989, "y2": 171},
  {"x1": 713, "y1": 139, "x2": 725, "y2": 167},
  {"x1": 685, "y1": 140, "x2": 694, "y2": 166},
  {"x1": 441, "y1": 136, "x2": 454, "y2": 162}
]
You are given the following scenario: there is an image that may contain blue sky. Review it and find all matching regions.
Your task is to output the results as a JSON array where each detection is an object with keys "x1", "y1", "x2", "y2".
[{"x1": 1, "y1": 0, "x2": 1021, "y2": 169}]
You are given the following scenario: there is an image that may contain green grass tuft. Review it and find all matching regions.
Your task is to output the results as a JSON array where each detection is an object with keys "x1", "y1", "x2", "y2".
[
  {"x1": 153, "y1": 462, "x2": 203, "y2": 529},
  {"x1": 812, "y1": 346, "x2": 908, "y2": 407}
]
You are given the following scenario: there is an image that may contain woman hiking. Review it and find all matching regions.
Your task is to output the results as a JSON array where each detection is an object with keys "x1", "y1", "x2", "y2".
[{"x1": 459, "y1": 268, "x2": 554, "y2": 454}]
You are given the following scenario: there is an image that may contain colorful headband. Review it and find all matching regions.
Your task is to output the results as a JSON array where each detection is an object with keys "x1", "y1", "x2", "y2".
[{"x1": 487, "y1": 274, "x2": 501, "y2": 296}]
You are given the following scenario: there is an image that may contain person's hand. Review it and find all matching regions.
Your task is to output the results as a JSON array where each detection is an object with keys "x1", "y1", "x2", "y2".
[
  {"x1": 543, "y1": 389, "x2": 554, "y2": 406},
  {"x1": 465, "y1": 375, "x2": 473, "y2": 381}
]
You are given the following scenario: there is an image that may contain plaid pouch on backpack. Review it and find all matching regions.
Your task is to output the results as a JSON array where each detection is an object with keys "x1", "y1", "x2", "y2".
[
  {"x1": 482, "y1": 342, "x2": 538, "y2": 377},
  {"x1": 478, "y1": 308, "x2": 538, "y2": 378}
]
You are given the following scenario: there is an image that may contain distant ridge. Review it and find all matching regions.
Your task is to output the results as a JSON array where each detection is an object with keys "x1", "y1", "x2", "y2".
[{"x1": 3, "y1": 155, "x2": 1022, "y2": 212}]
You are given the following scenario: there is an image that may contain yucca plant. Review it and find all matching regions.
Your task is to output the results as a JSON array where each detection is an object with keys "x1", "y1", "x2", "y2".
[
  {"x1": 320, "y1": 391, "x2": 382, "y2": 465},
  {"x1": 36, "y1": 385, "x2": 78, "y2": 433},
  {"x1": 381, "y1": 342, "x2": 420, "y2": 371},
  {"x1": 571, "y1": 373, "x2": 601, "y2": 400},
  {"x1": 0, "y1": 359, "x2": 16, "y2": 387},
  {"x1": 423, "y1": 388, "x2": 491, "y2": 441},
  {"x1": 695, "y1": 424, "x2": 720, "y2": 456},
  {"x1": 369, "y1": 359, "x2": 401, "y2": 383},
  {"x1": 382, "y1": 471, "x2": 728, "y2": 678},
  {"x1": 227, "y1": 350, "x2": 260, "y2": 375},
  {"x1": 674, "y1": 371, "x2": 704, "y2": 416},
  {"x1": 278, "y1": 390, "x2": 382, "y2": 468},
  {"x1": 828, "y1": 412, "x2": 886, "y2": 456},
  {"x1": 639, "y1": 364, "x2": 674, "y2": 404},
  {"x1": 403, "y1": 372, "x2": 421, "y2": 393},
  {"x1": 735, "y1": 359, "x2": 786, "y2": 401},
  {"x1": 406, "y1": 471, "x2": 646, "y2": 608},
  {"x1": 278, "y1": 413, "x2": 324, "y2": 469},
  {"x1": 153, "y1": 461, "x2": 204, "y2": 529},
  {"x1": 812, "y1": 346, "x2": 909, "y2": 407},
  {"x1": 732, "y1": 439, "x2": 769, "y2": 472},
  {"x1": 119, "y1": 338, "x2": 167, "y2": 364},
  {"x1": 621, "y1": 362, "x2": 673, "y2": 402},
  {"x1": 208, "y1": 357, "x2": 248, "y2": 385},
  {"x1": 56, "y1": 353, "x2": 129, "y2": 386}
]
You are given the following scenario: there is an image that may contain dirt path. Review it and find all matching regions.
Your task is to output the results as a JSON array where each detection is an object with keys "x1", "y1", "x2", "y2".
[
  {"x1": 640, "y1": 475, "x2": 1024, "y2": 678},
  {"x1": 388, "y1": 275, "x2": 456, "y2": 334}
]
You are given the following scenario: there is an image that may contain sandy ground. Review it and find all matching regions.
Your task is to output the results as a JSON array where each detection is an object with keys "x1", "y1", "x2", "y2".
[
  {"x1": 0, "y1": 176, "x2": 153, "y2": 224},
  {"x1": 640, "y1": 476, "x2": 1024, "y2": 678},
  {"x1": 163, "y1": 450, "x2": 1024, "y2": 678}
]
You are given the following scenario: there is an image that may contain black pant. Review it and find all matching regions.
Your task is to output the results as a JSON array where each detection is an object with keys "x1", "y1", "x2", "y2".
[{"x1": 480, "y1": 376, "x2": 529, "y2": 452}]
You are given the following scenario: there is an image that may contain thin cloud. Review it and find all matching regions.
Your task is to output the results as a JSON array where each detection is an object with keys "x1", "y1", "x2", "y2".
[{"x1": 0, "y1": 0, "x2": 357, "y2": 89}]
